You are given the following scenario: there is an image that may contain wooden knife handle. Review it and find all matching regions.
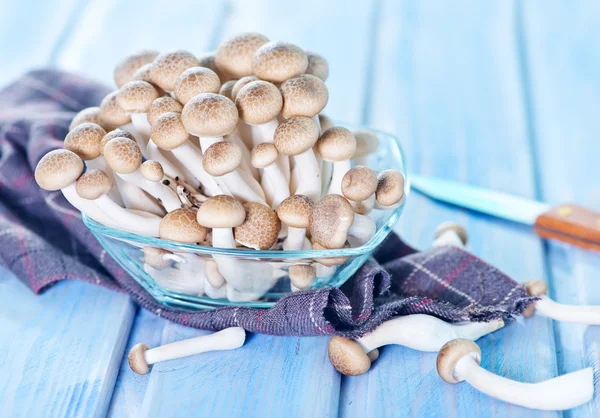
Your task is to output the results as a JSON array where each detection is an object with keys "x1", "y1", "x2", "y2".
[{"x1": 534, "y1": 204, "x2": 600, "y2": 252}]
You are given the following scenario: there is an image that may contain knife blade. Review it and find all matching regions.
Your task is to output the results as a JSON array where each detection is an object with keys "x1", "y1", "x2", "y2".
[{"x1": 410, "y1": 174, "x2": 600, "y2": 252}]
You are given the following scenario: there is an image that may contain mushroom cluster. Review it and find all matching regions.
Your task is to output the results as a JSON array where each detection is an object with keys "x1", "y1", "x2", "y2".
[{"x1": 34, "y1": 33, "x2": 405, "y2": 301}]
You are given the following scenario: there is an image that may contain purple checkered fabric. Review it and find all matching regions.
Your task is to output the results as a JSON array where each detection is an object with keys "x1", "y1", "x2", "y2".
[{"x1": 0, "y1": 70, "x2": 535, "y2": 337}]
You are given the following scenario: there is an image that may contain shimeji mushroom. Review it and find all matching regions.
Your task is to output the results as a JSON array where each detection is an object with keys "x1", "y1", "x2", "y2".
[
  {"x1": 116, "y1": 80, "x2": 159, "y2": 141},
  {"x1": 104, "y1": 137, "x2": 181, "y2": 212},
  {"x1": 341, "y1": 166, "x2": 378, "y2": 215},
  {"x1": 251, "y1": 143, "x2": 289, "y2": 208},
  {"x1": 219, "y1": 79, "x2": 238, "y2": 100},
  {"x1": 151, "y1": 111, "x2": 222, "y2": 196},
  {"x1": 276, "y1": 195, "x2": 314, "y2": 251},
  {"x1": 436, "y1": 339, "x2": 593, "y2": 411},
  {"x1": 143, "y1": 247, "x2": 172, "y2": 270},
  {"x1": 318, "y1": 113, "x2": 334, "y2": 133},
  {"x1": 76, "y1": 169, "x2": 161, "y2": 236},
  {"x1": 150, "y1": 50, "x2": 200, "y2": 92},
  {"x1": 113, "y1": 50, "x2": 159, "y2": 88},
  {"x1": 353, "y1": 129, "x2": 380, "y2": 167},
  {"x1": 433, "y1": 222, "x2": 468, "y2": 248},
  {"x1": 100, "y1": 91, "x2": 131, "y2": 128},
  {"x1": 128, "y1": 327, "x2": 246, "y2": 375},
  {"x1": 328, "y1": 315, "x2": 505, "y2": 376},
  {"x1": 375, "y1": 170, "x2": 405, "y2": 209},
  {"x1": 279, "y1": 74, "x2": 329, "y2": 127},
  {"x1": 215, "y1": 32, "x2": 270, "y2": 79},
  {"x1": 253, "y1": 41, "x2": 308, "y2": 84},
  {"x1": 70, "y1": 107, "x2": 113, "y2": 131},
  {"x1": 236, "y1": 80, "x2": 283, "y2": 149},
  {"x1": 174, "y1": 67, "x2": 221, "y2": 105},
  {"x1": 305, "y1": 51, "x2": 329, "y2": 81},
  {"x1": 34, "y1": 149, "x2": 116, "y2": 227},
  {"x1": 131, "y1": 63, "x2": 169, "y2": 98},
  {"x1": 197, "y1": 52, "x2": 228, "y2": 81},
  {"x1": 522, "y1": 279, "x2": 600, "y2": 324},
  {"x1": 289, "y1": 264, "x2": 316, "y2": 291},
  {"x1": 140, "y1": 160, "x2": 183, "y2": 211},
  {"x1": 274, "y1": 116, "x2": 321, "y2": 201},
  {"x1": 203, "y1": 142, "x2": 267, "y2": 205},
  {"x1": 310, "y1": 195, "x2": 375, "y2": 248},
  {"x1": 316, "y1": 127, "x2": 357, "y2": 196}
]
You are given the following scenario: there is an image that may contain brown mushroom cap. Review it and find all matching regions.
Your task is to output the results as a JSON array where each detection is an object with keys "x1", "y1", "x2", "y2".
[
  {"x1": 197, "y1": 52, "x2": 227, "y2": 81},
  {"x1": 143, "y1": 246, "x2": 172, "y2": 270},
  {"x1": 100, "y1": 91, "x2": 132, "y2": 126},
  {"x1": 75, "y1": 169, "x2": 112, "y2": 200},
  {"x1": 202, "y1": 141, "x2": 242, "y2": 176},
  {"x1": 215, "y1": 32, "x2": 270, "y2": 78},
  {"x1": 69, "y1": 107, "x2": 113, "y2": 131},
  {"x1": 231, "y1": 75, "x2": 259, "y2": 102},
  {"x1": 205, "y1": 259, "x2": 225, "y2": 288},
  {"x1": 276, "y1": 194, "x2": 314, "y2": 228},
  {"x1": 376, "y1": 170, "x2": 405, "y2": 207},
  {"x1": 234, "y1": 202, "x2": 281, "y2": 250},
  {"x1": 103, "y1": 137, "x2": 143, "y2": 174},
  {"x1": 312, "y1": 241, "x2": 350, "y2": 267},
  {"x1": 151, "y1": 50, "x2": 200, "y2": 91},
  {"x1": 280, "y1": 74, "x2": 329, "y2": 119},
  {"x1": 434, "y1": 222, "x2": 468, "y2": 246},
  {"x1": 196, "y1": 195, "x2": 246, "y2": 229},
  {"x1": 436, "y1": 339, "x2": 481, "y2": 384},
  {"x1": 141, "y1": 160, "x2": 164, "y2": 182},
  {"x1": 341, "y1": 166, "x2": 378, "y2": 202},
  {"x1": 315, "y1": 127, "x2": 356, "y2": 162},
  {"x1": 524, "y1": 279, "x2": 549, "y2": 297},
  {"x1": 159, "y1": 208, "x2": 208, "y2": 243},
  {"x1": 367, "y1": 349, "x2": 380, "y2": 362},
  {"x1": 251, "y1": 143, "x2": 279, "y2": 169},
  {"x1": 318, "y1": 113, "x2": 334, "y2": 132},
  {"x1": 128, "y1": 343, "x2": 150, "y2": 375},
  {"x1": 273, "y1": 116, "x2": 319, "y2": 156},
  {"x1": 181, "y1": 93, "x2": 239, "y2": 138},
  {"x1": 116, "y1": 80, "x2": 159, "y2": 113},
  {"x1": 305, "y1": 51, "x2": 329, "y2": 81},
  {"x1": 253, "y1": 41, "x2": 308, "y2": 83},
  {"x1": 219, "y1": 79, "x2": 238, "y2": 100},
  {"x1": 147, "y1": 96, "x2": 183, "y2": 126},
  {"x1": 328, "y1": 336, "x2": 371, "y2": 376},
  {"x1": 174, "y1": 67, "x2": 221, "y2": 105},
  {"x1": 35, "y1": 149, "x2": 84, "y2": 191},
  {"x1": 289, "y1": 264, "x2": 315, "y2": 290},
  {"x1": 151, "y1": 112, "x2": 189, "y2": 151},
  {"x1": 236, "y1": 80, "x2": 283, "y2": 125},
  {"x1": 309, "y1": 194, "x2": 355, "y2": 249},
  {"x1": 64, "y1": 123, "x2": 107, "y2": 160},
  {"x1": 100, "y1": 129, "x2": 136, "y2": 155},
  {"x1": 114, "y1": 50, "x2": 159, "y2": 88},
  {"x1": 353, "y1": 129, "x2": 380, "y2": 158}
]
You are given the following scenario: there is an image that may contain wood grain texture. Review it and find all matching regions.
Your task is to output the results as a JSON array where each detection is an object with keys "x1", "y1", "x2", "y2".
[
  {"x1": 339, "y1": 1, "x2": 559, "y2": 416},
  {"x1": 0, "y1": 268, "x2": 136, "y2": 418},
  {"x1": 521, "y1": 2, "x2": 600, "y2": 417}
]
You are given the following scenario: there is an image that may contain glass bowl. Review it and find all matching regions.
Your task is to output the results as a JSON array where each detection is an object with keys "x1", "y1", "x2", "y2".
[{"x1": 83, "y1": 125, "x2": 408, "y2": 310}]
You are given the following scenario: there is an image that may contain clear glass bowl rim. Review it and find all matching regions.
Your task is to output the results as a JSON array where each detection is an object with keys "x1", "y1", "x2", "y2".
[{"x1": 82, "y1": 125, "x2": 409, "y2": 260}]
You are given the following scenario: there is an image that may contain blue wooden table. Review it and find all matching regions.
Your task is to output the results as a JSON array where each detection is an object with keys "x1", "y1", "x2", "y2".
[{"x1": 1, "y1": 1, "x2": 599, "y2": 417}]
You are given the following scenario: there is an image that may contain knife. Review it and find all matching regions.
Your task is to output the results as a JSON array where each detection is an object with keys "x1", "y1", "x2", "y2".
[{"x1": 410, "y1": 174, "x2": 600, "y2": 252}]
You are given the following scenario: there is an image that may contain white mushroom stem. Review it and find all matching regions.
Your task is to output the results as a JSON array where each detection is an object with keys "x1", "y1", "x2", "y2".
[
  {"x1": 347, "y1": 214, "x2": 376, "y2": 247},
  {"x1": 113, "y1": 176, "x2": 165, "y2": 216},
  {"x1": 262, "y1": 162, "x2": 290, "y2": 209},
  {"x1": 283, "y1": 227, "x2": 307, "y2": 251},
  {"x1": 250, "y1": 120, "x2": 290, "y2": 183},
  {"x1": 199, "y1": 136, "x2": 224, "y2": 153},
  {"x1": 118, "y1": 170, "x2": 181, "y2": 212},
  {"x1": 144, "y1": 261, "x2": 205, "y2": 295},
  {"x1": 326, "y1": 160, "x2": 352, "y2": 196},
  {"x1": 84, "y1": 157, "x2": 123, "y2": 206},
  {"x1": 534, "y1": 296, "x2": 600, "y2": 325},
  {"x1": 219, "y1": 170, "x2": 267, "y2": 205},
  {"x1": 358, "y1": 315, "x2": 505, "y2": 353},
  {"x1": 130, "y1": 113, "x2": 152, "y2": 139},
  {"x1": 61, "y1": 183, "x2": 119, "y2": 227},
  {"x1": 146, "y1": 140, "x2": 186, "y2": 180},
  {"x1": 143, "y1": 327, "x2": 246, "y2": 366},
  {"x1": 205, "y1": 280, "x2": 228, "y2": 299},
  {"x1": 454, "y1": 354, "x2": 593, "y2": 411},
  {"x1": 229, "y1": 134, "x2": 259, "y2": 180},
  {"x1": 121, "y1": 122, "x2": 150, "y2": 157},
  {"x1": 169, "y1": 142, "x2": 223, "y2": 196},
  {"x1": 89, "y1": 195, "x2": 161, "y2": 236},
  {"x1": 290, "y1": 148, "x2": 321, "y2": 201}
]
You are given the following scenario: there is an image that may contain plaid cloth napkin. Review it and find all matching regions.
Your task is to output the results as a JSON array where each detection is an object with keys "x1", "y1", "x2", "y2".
[{"x1": 0, "y1": 70, "x2": 534, "y2": 337}]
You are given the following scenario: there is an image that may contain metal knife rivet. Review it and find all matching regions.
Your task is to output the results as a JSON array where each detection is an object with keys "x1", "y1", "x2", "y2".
[{"x1": 558, "y1": 207, "x2": 572, "y2": 217}]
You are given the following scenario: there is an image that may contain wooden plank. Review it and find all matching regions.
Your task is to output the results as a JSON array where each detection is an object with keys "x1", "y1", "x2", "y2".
[
  {"x1": 340, "y1": 1, "x2": 559, "y2": 417},
  {"x1": 521, "y1": 2, "x2": 600, "y2": 417},
  {"x1": 0, "y1": 268, "x2": 136, "y2": 418}
]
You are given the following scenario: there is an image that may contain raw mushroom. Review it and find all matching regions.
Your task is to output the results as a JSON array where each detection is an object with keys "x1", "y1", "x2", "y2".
[
  {"x1": 205, "y1": 259, "x2": 225, "y2": 289},
  {"x1": 128, "y1": 327, "x2": 246, "y2": 375},
  {"x1": 279, "y1": 74, "x2": 328, "y2": 121},
  {"x1": 341, "y1": 166, "x2": 378, "y2": 215},
  {"x1": 100, "y1": 91, "x2": 131, "y2": 127},
  {"x1": 305, "y1": 51, "x2": 329, "y2": 81},
  {"x1": 140, "y1": 160, "x2": 183, "y2": 211},
  {"x1": 151, "y1": 111, "x2": 222, "y2": 196},
  {"x1": 131, "y1": 63, "x2": 169, "y2": 97},
  {"x1": 433, "y1": 222, "x2": 468, "y2": 247},
  {"x1": 522, "y1": 279, "x2": 600, "y2": 324},
  {"x1": 253, "y1": 41, "x2": 309, "y2": 84},
  {"x1": 150, "y1": 50, "x2": 200, "y2": 92},
  {"x1": 219, "y1": 79, "x2": 238, "y2": 100},
  {"x1": 328, "y1": 315, "x2": 505, "y2": 376},
  {"x1": 215, "y1": 32, "x2": 270, "y2": 79},
  {"x1": 203, "y1": 141, "x2": 267, "y2": 205},
  {"x1": 70, "y1": 107, "x2": 113, "y2": 131},
  {"x1": 274, "y1": 116, "x2": 321, "y2": 201},
  {"x1": 76, "y1": 169, "x2": 161, "y2": 236},
  {"x1": 231, "y1": 75, "x2": 260, "y2": 102},
  {"x1": 103, "y1": 137, "x2": 181, "y2": 212},
  {"x1": 116, "y1": 80, "x2": 160, "y2": 141},
  {"x1": 289, "y1": 264, "x2": 315, "y2": 291},
  {"x1": 236, "y1": 80, "x2": 283, "y2": 148},
  {"x1": 147, "y1": 96, "x2": 183, "y2": 126},
  {"x1": 276, "y1": 195, "x2": 314, "y2": 251},
  {"x1": 375, "y1": 169, "x2": 405, "y2": 209},
  {"x1": 114, "y1": 50, "x2": 159, "y2": 88},
  {"x1": 197, "y1": 52, "x2": 228, "y2": 81},
  {"x1": 315, "y1": 127, "x2": 356, "y2": 196},
  {"x1": 436, "y1": 339, "x2": 593, "y2": 411},
  {"x1": 353, "y1": 129, "x2": 380, "y2": 167},
  {"x1": 64, "y1": 122, "x2": 107, "y2": 168},
  {"x1": 318, "y1": 113, "x2": 334, "y2": 133},
  {"x1": 309, "y1": 194, "x2": 375, "y2": 248},
  {"x1": 173, "y1": 67, "x2": 221, "y2": 105},
  {"x1": 34, "y1": 149, "x2": 116, "y2": 227},
  {"x1": 251, "y1": 143, "x2": 289, "y2": 209},
  {"x1": 143, "y1": 247, "x2": 173, "y2": 270}
]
